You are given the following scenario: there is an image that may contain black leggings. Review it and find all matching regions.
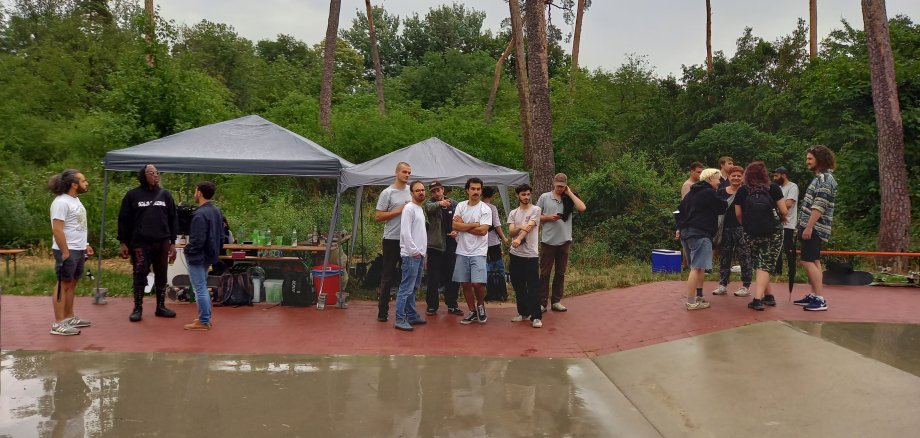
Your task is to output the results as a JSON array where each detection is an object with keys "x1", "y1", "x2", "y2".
[{"x1": 130, "y1": 240, "x2": 171, "y2": 303}]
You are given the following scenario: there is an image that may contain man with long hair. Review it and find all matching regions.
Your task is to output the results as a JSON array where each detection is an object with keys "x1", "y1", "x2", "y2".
[
  {"x1": 117, "y1": 164, "x2": 179, "y2": 322},
  {"x1": 48, "y1": 169, "x2": 94, "y2": 335},
  {"x1": 794, "y1": 145, "x2": 838, "y2": 311}
]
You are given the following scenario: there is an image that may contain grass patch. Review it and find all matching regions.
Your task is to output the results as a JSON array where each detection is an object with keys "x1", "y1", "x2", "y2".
[{"x1": 1, "y1": 256, "x2": 134, "y2": 297}]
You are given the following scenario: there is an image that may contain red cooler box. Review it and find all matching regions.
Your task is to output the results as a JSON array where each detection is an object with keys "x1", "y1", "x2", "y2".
[{"x1": 312, "y1": 264, "x2": 344, "y2": 305}]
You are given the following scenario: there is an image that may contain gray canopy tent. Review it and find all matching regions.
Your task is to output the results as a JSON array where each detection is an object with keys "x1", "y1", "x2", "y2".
[
  {"x1": 337, "y1": 137, "x2": 530, "y2": 268},
  {"x1": 97, "y1": 115, "x2": 354, "y2": 304}
]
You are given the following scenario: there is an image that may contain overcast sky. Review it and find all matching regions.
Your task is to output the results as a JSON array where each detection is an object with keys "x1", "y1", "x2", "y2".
[{"x1": 153, "y1": 0, "x2": 920, "y2": 78}]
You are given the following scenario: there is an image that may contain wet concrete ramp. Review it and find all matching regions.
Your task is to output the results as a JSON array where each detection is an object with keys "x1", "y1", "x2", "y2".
[{"x1": 592, "y1": 320, "x2": 920, "y2": 437}]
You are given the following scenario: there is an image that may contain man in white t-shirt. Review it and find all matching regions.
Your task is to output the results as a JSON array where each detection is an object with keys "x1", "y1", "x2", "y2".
[
  {"x1": 773, "y1": 166, "x2": 799, "y2": 275},
  {"x1": 394, "y1": 181, "x2": 429, "y2": 331},
  {"x1": 452, "y1": 177, "x2": 492, "y2": 324},
  {"x1": 374, "y1": 162, "x2": 412, "y2": 322},
  {"x1": 507, "y1": 184, "x2": 543, "y2": 328},
  {"x1": 47, "y1": 169, "x2": 94, "y2": 336}
]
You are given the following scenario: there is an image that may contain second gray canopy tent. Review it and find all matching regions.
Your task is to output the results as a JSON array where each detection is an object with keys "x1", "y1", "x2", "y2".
[{"x1": 337, "y1": 137, "x2": 531, "y2": 272}]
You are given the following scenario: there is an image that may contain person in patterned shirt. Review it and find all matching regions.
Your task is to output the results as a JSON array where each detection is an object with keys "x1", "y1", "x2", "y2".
[{"x1": 794, "y1": 145, "x2": 838, "y2": 311}]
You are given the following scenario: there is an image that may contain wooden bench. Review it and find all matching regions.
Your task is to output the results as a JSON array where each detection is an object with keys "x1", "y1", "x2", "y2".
[{"x1": 0, "y1": 249, "x2": 26, "y2": 278}]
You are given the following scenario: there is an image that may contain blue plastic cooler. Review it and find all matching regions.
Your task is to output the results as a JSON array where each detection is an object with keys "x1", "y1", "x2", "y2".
[{"x1": 651, "y1": 249, "x2": 681, "y2": 273}]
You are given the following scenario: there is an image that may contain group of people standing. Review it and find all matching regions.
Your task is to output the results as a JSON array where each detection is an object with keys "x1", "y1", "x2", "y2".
[
  {"x1": 374, "y1": 162, "x2": 586, "y2": 331},
  {"x1": 676, "y1": 146, "x2": 838, "y2": 312},
  {"x1": 47, "y1": 164, "x2": 225, "y2": 335}
]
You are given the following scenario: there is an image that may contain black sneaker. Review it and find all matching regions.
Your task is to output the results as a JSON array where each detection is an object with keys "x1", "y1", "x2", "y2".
[
  {"x1": 477, "y1": 304, "x2": 487, "y2": 323},
  {"x1": 460, "y1": 311, "x2": 478, "y2": 325},
  {"x1": 763, "y1": 294, "x2": 777, "y2": 306},
  {"x1": 447, "y1": 307, "x2": 464, "y2": 316},
  {"x1": 748, "y1": 299, "x2": 765, "y2": 311},
  {"x1": 425, "y1": 308, "x2": 437, "y2": 316}
]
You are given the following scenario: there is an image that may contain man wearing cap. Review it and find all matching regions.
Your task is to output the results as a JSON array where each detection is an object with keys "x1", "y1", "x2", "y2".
[
  {"x1": 772, "y1": 166, "x2": 799, "y2": 276},
  {"x1": 423, "y1": 180, "x2": 463, "y2": 316},
  {"x1": 537, "y1": 173, "x2": 587, "y2": 312},
  {"x1": 374, "y1": 162, "x2": 412, "y2": 322}
]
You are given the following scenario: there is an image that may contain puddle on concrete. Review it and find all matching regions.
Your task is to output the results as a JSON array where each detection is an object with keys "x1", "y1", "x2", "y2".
[
  {"x1": 786, "y1": 321, "x2": 920, "y2": 377},
  {"x1": 0, "y1": 351, "x2": 642, "y2": 437}
]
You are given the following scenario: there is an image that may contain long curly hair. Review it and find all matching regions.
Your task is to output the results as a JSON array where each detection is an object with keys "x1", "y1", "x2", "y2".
[
  {"x1": 742, "y1": 161, "x2": 770, "y2": 191},
  {"x1": 807, "y1": 144, "x2": 837, "y2": 171}
]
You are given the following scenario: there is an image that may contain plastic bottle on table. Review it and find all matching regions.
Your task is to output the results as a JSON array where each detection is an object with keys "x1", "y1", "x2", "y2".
[{"x1": 291, "y1": 229, "x2": 298, "y2": 247}]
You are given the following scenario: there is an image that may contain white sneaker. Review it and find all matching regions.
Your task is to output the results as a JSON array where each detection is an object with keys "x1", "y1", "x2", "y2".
[
  {"x1": 733, "y1": 286, "x2": 751, "y2": 297},
  {"x1": 551, "y1": 302, "x2": 567, "y2": 312},
  {"x1": 532, "y1": 319, "x2": 543, "y2": 328},
  {"x1": 731, "y1": 265, "x2": 741, "y2": 273},
  {"x1": 540, "y1": 305, "x2": 546, "y2": 313},
  {"x1": 686, "y1": 300, "x2": 711, "y2": 310},
  {"x1": 711, "y1": 285, "x2": 727, "y2": 295},
  {"x1": 511, "y1": 315, "x2": 527, "y2": 322}
]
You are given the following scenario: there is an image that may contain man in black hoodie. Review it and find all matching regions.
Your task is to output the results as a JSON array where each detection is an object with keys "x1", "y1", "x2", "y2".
[{"x1": 118, "y1": 164, "x2": 179, "y2": 322}]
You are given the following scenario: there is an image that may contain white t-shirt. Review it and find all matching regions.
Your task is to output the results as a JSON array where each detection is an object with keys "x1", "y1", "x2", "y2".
[
  {"x1": 399, "y1": 202, "x2": 427, "y2": 257},
  {"x1": 454, "y1": 200, "x2": 491, "y2": 257},
  {"x1": 50, "y1": 194, "x2": 88, "y2": 250},
  {"x1": 376, "y1": 184, "x2": 411, "y2": 240},
  {"x1": 780, "y1": 182, "x2": 799, "y2": 230},
  {"x1": 508, "y1": 205, "x2": 541, "y2": 258}
]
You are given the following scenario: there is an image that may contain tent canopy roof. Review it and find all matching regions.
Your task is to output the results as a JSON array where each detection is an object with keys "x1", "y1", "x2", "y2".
[
  {"x1": 103, "y1": 115, "x2": 353, "y2": 177},
  {"x1": 338, "y1": 137, "x2": 529, "y2": 192}
]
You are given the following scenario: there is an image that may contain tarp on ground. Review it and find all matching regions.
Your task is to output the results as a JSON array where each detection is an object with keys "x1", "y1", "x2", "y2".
[
  {"x1": 103, "y1": 115, "x2": 353, "y2": 176},
  {"x1": 337, "y1": 137, "x2": 529, "y2": 192}
]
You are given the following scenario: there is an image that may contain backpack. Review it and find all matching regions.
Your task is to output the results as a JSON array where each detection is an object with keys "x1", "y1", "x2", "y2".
[
  {"x1": 362, "y1": 253, "x2": 384, "y2": 289},
  {"x1": 742, "y1": 188, "x2": 779, "y2": 237},
  {"x1": 485, "y1": 258, "x2": 508, "y2": 302},
  {"x1": 215, "y1": 270, "x2": 253, "y2": 306}
]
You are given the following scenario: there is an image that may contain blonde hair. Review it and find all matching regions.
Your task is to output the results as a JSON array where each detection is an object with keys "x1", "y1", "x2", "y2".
[{"x1": 699, "y1": 168, "x2": 721, "y2": 183}]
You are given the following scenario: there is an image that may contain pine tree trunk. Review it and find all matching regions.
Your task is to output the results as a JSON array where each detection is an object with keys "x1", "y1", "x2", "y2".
[
  {"x1": 706, "y1": 0, "x2": 713, "y2": 73},
  {"x1": 509, "y1": 0, "x2": 534, "y2": 171},
  {"x1": 365, "y1": 0, "x2": 385, "y2": 114},
  {"x1": 320, "y1": 0, "x2": 342, "y2": 133},
  {"x1": 144, "y1": 0, "x2": 154, "y2": 67},
  {"x1": 485, "y1": 39, "x2": 513, "y2": 123},
  {"x1": 810, "y1": 0, "x2": 818, "y2": 59},
  {"x1": 524, "y1": 0, "x2": 556, "y2": 196},
  {"x1": 862, "y1": 0, "x2": 911, "y2": 271},
  {"x1": 569, "y1": 0, "x2": 585, "y2": 92}
]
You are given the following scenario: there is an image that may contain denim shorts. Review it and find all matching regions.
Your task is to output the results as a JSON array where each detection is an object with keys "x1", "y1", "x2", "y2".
[
  {"x1": 453, "y1": 255, "x2": 487, "y2": 283},
  {"x1": 680, "y1": 229, "x2": 713, "y2": 270},
  {"x1": 53, "y1": 249, "x2": 85, "y2": 281}
]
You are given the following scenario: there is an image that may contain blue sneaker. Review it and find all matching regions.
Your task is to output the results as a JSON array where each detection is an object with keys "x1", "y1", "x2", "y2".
[
  {"x1": 408, "y1": 317, "x2": 427, "y2": 325},
  {"x1": 394, "y1": 320, "x2": 413, "y2": 331},
  {"x1": 793, "y1": 293, "x2": 817, "y2": 306},
  {"x1": 804, "y1": 296, "x2": 827, "y2": 311}
]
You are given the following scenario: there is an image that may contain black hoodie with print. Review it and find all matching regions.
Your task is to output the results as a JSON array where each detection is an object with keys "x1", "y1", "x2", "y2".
[{"x1": 117, "y1": 168, "x2": 179, "y2": 246}]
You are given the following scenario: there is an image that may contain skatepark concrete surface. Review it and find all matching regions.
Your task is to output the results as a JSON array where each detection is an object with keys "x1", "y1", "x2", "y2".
[{"x1": 2, "y1": 282, "x2": 919, "y2": 437}]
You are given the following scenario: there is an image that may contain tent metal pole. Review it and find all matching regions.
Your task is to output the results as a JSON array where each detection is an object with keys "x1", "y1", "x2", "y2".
[
  {"x1": 348, "y1": 186, "x2": 363, "y2": 265},
  {"x1": 95, "y1": 170, "x2": 109, "y2": 294},
  {"x1": 318, "y1": 190, "x2": 342, "y2": 309}
]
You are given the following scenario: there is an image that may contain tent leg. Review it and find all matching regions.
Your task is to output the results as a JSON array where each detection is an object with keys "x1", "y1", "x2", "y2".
[
  {"x1": 94, "y1": 171, "x2": 109, "y2": 305},
  {"x1": 347, "y1": 186, "x2": 363, "y2": 276},
  {"x1": 318, "y1": 191, "x2": 345, "y2": 310}
]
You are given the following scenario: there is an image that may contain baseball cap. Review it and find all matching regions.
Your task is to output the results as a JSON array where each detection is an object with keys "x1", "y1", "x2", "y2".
[
  {"x1": 428, "y1": 180, "x2": 443, "y2": 189},
  {"x1": 773, "y1": 166, "x2": 789, "y2": 174}
]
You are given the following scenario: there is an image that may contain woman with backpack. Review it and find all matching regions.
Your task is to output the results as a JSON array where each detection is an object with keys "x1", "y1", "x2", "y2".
[
  {"x1": 712, "y1": 165, "x2": 753, "y2": 297},
  {"x1": 675, "y1": 168, "x2": 728, "y2": 310},
  {"x1": 734, "y1": 161, "x2": 788, "y2": 311}
]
